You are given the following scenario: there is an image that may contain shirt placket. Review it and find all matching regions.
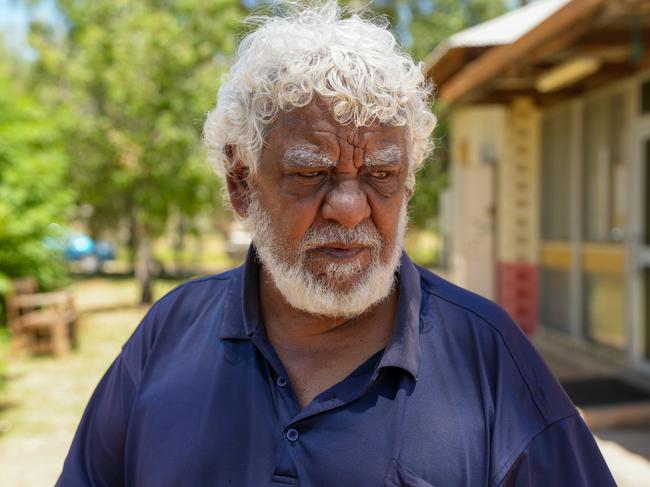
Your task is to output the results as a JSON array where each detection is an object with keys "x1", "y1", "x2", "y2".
[
  {"x1": 250, "y1": 332, "x2": 302, "y2": 484},
  {"x1": 251, "y1": 332, "x2": 387, "y2": 485}
]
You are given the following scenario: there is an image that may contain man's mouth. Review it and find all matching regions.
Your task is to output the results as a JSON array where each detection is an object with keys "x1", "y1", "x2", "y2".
[{"x1": 311, "y1": 244, "x2": 367, "y2": 259}]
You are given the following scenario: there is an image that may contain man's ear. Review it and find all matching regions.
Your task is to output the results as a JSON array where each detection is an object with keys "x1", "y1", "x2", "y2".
[
  {"x1": 405, "y1": 171, "x2": 416, "y2": 200},
  {"x1": 224, "y1": 145, "x2": 251, "y2": 218}
]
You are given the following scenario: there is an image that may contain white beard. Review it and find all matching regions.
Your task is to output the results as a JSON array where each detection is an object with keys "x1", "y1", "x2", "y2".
[{"x1": 246, "y1": 195, "x2": 408, "y2": 318}]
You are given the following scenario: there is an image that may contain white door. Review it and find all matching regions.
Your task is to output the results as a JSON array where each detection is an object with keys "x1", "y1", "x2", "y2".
[{"x1": 451, "y1": 161, "x2": 496, "y2": 300}]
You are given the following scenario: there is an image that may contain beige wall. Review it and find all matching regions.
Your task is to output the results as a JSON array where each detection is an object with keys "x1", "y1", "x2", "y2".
[{"x1": 448, "y1": 106, "x2": 506, "y2": 300}]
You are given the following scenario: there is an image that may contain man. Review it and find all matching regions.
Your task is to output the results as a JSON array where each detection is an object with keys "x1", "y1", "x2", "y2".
[{"x1": 58, "y1": 2, "x2": 615, "y2": 486}]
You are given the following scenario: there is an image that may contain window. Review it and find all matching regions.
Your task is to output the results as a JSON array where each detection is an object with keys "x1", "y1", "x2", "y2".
[
  {"x1": 540, "y1": 268, "x2": 571, "y2": 333},
  {"x1": 581, "y1": 90, "x2": 627, "y2": 349},
  {"x1": 541, "y1": 107, "x2": 571, "y2": 240},
  {"x1": 583, "y1": 271, "x2": 625, "y2": 348},
  {"x1": 539, "y1": 88, "x2": 629, "y2": 349},
  {"x1": 582, "y1": 92, "x2": 627, "y2": 242},
  {"x1": 540, "y1": 106, "x2": 573, "y2": 332}
]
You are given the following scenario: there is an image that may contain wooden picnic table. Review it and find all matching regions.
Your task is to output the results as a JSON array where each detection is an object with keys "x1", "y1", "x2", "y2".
[{"x1": 6, "y1": 278, "x2": 78, "y2": 356}]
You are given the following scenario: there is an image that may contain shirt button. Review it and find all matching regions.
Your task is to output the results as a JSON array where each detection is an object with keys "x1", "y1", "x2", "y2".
[
  {"x1": 276, "y1": 376, "x2": 288, "y2": 387},
  {"x1": 286, "y1": 428, "x2": 299, "y2": 442}
]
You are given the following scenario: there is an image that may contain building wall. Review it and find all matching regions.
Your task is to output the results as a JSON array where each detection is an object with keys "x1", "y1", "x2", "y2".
[
  {"x1": 497, "y1": 98, "x2": 541, "y2": 335},
  {"x1": 448, "y1": 100, "x2": 541, "y2": 334},
  {"x1": 448, "y1": 106, "x2": 505, "y2": 301},
  {"x1": 447, "y1": 74, "x2": 650, "y2": 372}
]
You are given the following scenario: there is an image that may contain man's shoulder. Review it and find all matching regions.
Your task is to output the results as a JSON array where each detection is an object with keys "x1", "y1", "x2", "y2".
[
  {"x1": 164, "y1": 266, "x2": 241, "y2": 296},
  {"x1": 414, "y1": 265, "x2": 576, "y2": 425},
  {"x1": 117, "y1": 266, "x2": 244, "y2": 383},
  {"x1": 416, "y1": 265, "x2": 516, "y2": 338},
  {"x1": 141, "y1": 265, "x2": 244, "y2": 336},
  {"x1": 151, "y1": 266, "x2": 241, "y2": 314},
  {"x1": 417, "y1": 266, "x2": 526, "y2": 344}
]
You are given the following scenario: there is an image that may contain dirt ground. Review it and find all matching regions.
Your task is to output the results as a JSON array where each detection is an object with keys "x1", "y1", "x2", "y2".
[
  {"x1": 1, "y1": 278, "x2": 649, "y2": 486},
  {"x1": 0, "y1": 278, "x2": 179, "y2": 486}
]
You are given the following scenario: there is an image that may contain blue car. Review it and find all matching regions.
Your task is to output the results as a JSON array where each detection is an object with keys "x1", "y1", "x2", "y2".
[{"x1": 46, "y1": 231, "x2": 115, "y2": 272}]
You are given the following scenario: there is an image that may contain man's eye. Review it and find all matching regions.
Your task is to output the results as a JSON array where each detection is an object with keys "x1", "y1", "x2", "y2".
[
  {"x1": 299, "y1": 171, "x2": 326, "y2": 178},
  {"x1": 369, "y1": 170, "x2": 391, "y2": 179}
]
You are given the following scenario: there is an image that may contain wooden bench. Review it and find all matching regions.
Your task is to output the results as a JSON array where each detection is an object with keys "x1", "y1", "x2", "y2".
[{"x1": 6, "y1": 280, "x2": 78, "y2": 357}]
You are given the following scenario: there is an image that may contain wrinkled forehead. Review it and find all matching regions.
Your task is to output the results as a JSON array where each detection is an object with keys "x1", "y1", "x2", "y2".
[{"x1": 265, "y1": 100, "x2": 412, "y2": 167}]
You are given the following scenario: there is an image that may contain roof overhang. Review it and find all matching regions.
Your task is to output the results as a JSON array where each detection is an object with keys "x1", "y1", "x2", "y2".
[{"x1": 426, "y1": 0, "x2": 650, "y2": 107}]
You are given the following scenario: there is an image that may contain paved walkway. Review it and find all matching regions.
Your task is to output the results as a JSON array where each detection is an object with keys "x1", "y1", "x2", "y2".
[
  {"x1": 534, "y1": 332, "x2": 650, "y2": 486},
  {"x1": 596, "y1": 435, "x2": 650, "y2": 486}
]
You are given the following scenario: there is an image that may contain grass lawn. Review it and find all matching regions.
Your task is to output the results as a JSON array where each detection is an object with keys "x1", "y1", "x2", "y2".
[{"x1": 0, "y1": 277, "x2": 183, "y2": 487}]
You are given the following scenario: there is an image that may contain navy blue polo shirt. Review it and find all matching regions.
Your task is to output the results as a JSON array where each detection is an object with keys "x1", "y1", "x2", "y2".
[{"x1": 57, "y1": 248, "x2": 614, "y2": 486}]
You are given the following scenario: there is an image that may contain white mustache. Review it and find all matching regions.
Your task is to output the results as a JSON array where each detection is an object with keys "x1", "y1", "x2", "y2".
[{"x1": 299, "y1": 223, "x2": 383, "y2": 252}]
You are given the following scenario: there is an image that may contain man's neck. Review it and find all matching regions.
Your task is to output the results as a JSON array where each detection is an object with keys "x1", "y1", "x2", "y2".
[{"x1": 259, "y1": 266, "x2": 399, "y2": 408}]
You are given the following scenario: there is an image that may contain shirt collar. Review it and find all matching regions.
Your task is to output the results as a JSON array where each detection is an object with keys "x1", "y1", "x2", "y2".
[
  {"x1": 219, "y1": 245, "x2": 262, "y2": 340},
  {"x1": 377, "y1": 251, "x2": 422, "y2": 380},
  {"x1": 220, "y1": 245, "x2": 422, "y2": 379}
]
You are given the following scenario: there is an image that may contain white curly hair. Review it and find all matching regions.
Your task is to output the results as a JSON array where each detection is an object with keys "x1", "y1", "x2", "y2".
[{"x1": 203, "y1": 1, "x2": 436, "y2": 190}]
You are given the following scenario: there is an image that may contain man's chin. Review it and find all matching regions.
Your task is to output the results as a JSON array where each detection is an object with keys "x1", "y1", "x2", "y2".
[
  {"x1": 312, "y1": 276, "x2": 362, "y2": 295},
  {"x1": 305, "y1": 265, "x2": 368, "y2": 293}
]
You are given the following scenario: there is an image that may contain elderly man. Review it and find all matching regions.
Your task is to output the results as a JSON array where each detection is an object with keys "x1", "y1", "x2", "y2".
[{"x1": 58, "y1": 3, "x2": 615, "y2": 486}]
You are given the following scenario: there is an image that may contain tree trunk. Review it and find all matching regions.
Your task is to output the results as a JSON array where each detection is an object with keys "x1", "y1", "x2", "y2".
[
  {"x1": 135, "y1": 228, "x2": 154, "y2": 305},
  {"x1": 173, "y1": 215, "x2": 186, "y2": 275},
  {"x1": 192, "y1": 233, "x2": 203, "y2": 268},
  {"x1": 127, "y1": 211, "x2": 138, "y2": 275}
]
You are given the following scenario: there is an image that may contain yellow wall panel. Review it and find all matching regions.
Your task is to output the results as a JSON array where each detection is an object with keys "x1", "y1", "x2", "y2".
[
  {"x1": 582, "y1": 243, "x2": 625, "y2": 274},
  {"x1": 540, "y1": 241, "x2": 572, "y2": 269}
]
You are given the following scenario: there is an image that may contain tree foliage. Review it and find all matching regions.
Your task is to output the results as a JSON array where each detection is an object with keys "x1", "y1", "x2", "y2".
[
  {"x1": 0, "y1": 45, "x2": 72, "y2": 295},
  {"x1": 30, "y1": 0, "x2": 246, "y2": 301},
  {"x1": 363, "y1": 0, "x2": 507, "y2": 61}
]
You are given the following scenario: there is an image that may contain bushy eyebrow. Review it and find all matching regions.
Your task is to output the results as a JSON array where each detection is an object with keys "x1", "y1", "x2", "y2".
[
  {"x1": 365, "y1": 145, "x2": 403, "y2": 167},
  {"x1": 280, "y1": 144, "x2": 403, "y2": 169},
  {"x1": 280, "y1": 145, "x2": 336, "y2": 169}
]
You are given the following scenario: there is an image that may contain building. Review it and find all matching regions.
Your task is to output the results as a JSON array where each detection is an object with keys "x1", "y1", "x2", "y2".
[{"x1": 426, "y1": 0, "x2": 650, "y2": 376}]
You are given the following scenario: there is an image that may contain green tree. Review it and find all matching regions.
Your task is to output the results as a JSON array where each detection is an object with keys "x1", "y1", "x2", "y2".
[
  {"x1": 0, "y1": 44, "x2": 72, "y2": 299},
  {"x1": 364, "y1": 0, "x2": 507, "y2": 62},
  {"x1": 30, "y1": 0, "x2": 246, "y2": 302}
]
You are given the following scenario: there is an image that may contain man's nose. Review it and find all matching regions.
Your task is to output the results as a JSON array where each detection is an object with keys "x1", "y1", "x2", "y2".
[{"x1": 321, "y1": 180, "x2": 371, "y2": 228}]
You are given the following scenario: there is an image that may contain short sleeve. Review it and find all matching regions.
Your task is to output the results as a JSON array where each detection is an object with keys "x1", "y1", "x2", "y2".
[
  {"x1": 55, "y1": 355, "x2": 137, "y2": 487},
  {"x1": 55, "y1": 279, "x2": 221, "y2": 486},
  {"x1": 498, "y1": 414, "x2": 616, "y2": 487}
]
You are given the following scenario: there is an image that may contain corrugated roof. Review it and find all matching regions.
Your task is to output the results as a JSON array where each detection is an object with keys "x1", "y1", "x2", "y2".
[
  {"x1": 448, "y1": 0, "x2": 571, "y2": 48},
  {"x1": 425, "y1": 0, "x2": 572, "y2": 69}
]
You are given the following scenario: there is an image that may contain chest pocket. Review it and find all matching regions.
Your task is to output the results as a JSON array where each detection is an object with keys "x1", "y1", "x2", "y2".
[{"x1": 384, "y1": 459, "x2": 436, "y2": 487}]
